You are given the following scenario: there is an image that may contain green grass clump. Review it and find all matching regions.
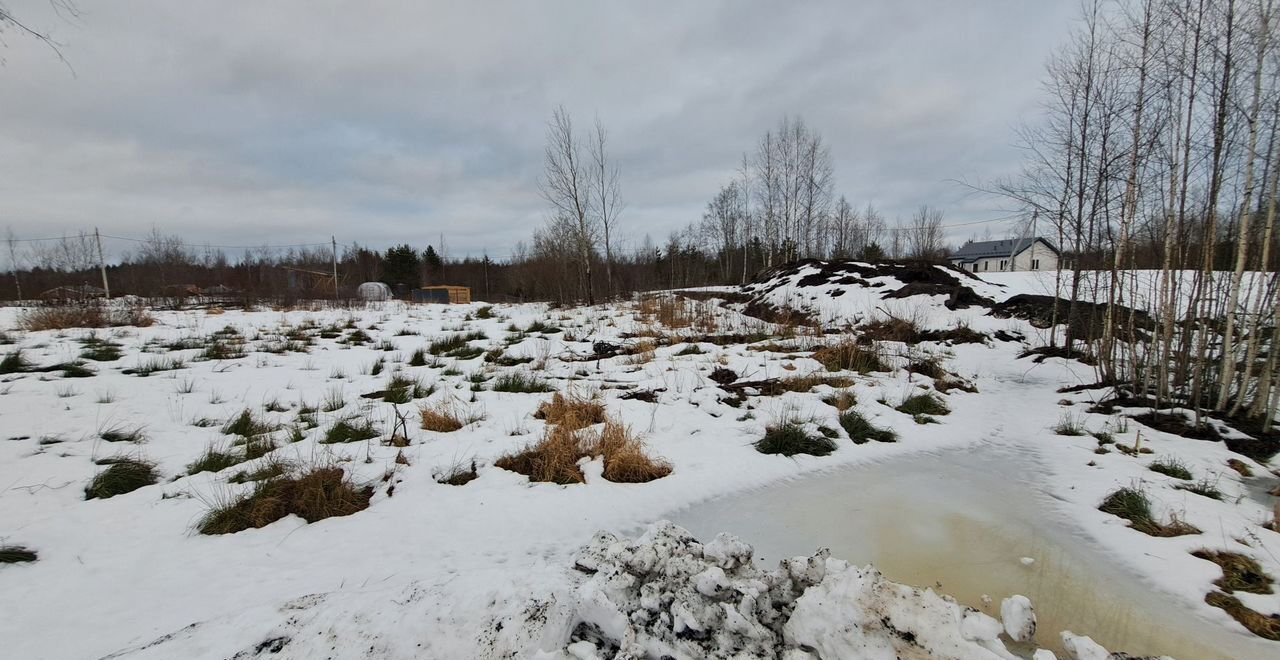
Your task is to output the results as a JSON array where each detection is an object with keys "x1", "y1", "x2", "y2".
[
  {"x1": 428, "y1": 331, "x2": 487, "y2": 358},
  {"x1": 524, "y1": 320, "x2": 561, "y2": 334},
  {"x1": 1149, "y1": 457, "x2": 1193, "y2": 480},
  {"x1": 838, "y1": 411, "x2": 897, "y2": 444},
  {"x1": 84, "y1": 459, "x2": 159, "y2": 499},
  {"x1": 187, "y1": 448, "x2": 243, "y2": 475},
  {"x1": 1053, "y1": 411, "x2": 1087, "y2": 436},
  {"x1": 1178, "y1": 477, "x2": 1223, "y2": 500},
  {"x1": 0, "y1": 545, "x2": 38, "y2": 563},
  {"x1": 322, "y1": 416, "x2": 380, "y2": 443},
  {"x1": 222, "y1": 410, "x2": 279, "y2": 438},
  {"x1": 896, "y1": 393, "x2": 949, "y2": 416},
  {"x1": 100, "y1": 426, "x2": 146, "y2": 443},
  {"x1": 228, "y1": 458, "x2": 292, "y2": 484},
  {"x1": 491, "y1": 371, "x2": 555, "y2": 393},
  {"x1": 0, "y1": 349, "x2": 30, "y2": 374},
  {"x1": 475, "y1": 306, "x2": 494, "y2": 319},
  {"x1": 408, "y1": 348, "x2": 429, "y2": 367},
  {"x1": 126, "y1": 355, "x2": 187, "y2": 376},
  {"x1": 1099, "y1": 486, "x2": 1200, "y2": 537},
  {"x1": 754, "y1": 422, "x2": 838, "y2": 457},
  {"x1": 675, "y1": 344, "x2": 705, "y2": 356},
  {"x1": 79, "y1": 338, "x2": 123, "y2": 361},
  {"x1": 381, "y1": 374, "x2": 434, "y2": 403}
]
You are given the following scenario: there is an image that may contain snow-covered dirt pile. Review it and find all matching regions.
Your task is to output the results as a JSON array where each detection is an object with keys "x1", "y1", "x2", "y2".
[
  {"x1": 737, "y1": 259, "x2": 1007, "y2": 328},
  {"x1": 545, "y1": 521, "x2": 1152, "y2": 660}
]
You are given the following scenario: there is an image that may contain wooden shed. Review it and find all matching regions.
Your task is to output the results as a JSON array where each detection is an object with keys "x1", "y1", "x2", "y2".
[{"x1": 414, "y1": 285, "x2": 471, "y2": 304}]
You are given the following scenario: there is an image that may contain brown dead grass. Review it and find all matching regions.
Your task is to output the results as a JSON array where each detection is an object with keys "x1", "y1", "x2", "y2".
[
  {"x1": 419, "y1": 397, "x2": 482, "y2": 432},
  {"x1": 495, "y1": 419, "x2": 670, "y2": 485},
  {"x1": 20, "y1": 304, "x2": 154, "y2": 331},
  {"x1": 594, "y1": 421, "x2": 672, "y2": 483},
  {"x1": 1204, "y1": 591, "x2": 1280, "y2": 640},
  {"x1": 535, "y1": 391, "x2": 606, "y2": 430},
  {"x1": 198, "y1": 467, "x2": 372, "y2": 535},
  {"x1": 812, "y1": 340, "x2": 886, "y2": 373},
  {"x1": 1192, "y1": 549, "x2": 1275, "y2": 594}
]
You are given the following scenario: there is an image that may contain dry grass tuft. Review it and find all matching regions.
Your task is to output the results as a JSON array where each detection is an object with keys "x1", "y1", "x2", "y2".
[
  {"x1": 419, "y1": 396, "x2": 484, "y2": 432},
  {"x1": 535, "y1": 391, "x2": 606, "y2": 430},
  {"x1": 1192, "y1": 550, "x2": 1274, "y2": 594},
  {"x1": 198, "y1": 467, "x2": 372, "y2": 535},
  {"x1": 594, "y1": 421, "x2": 672, "y2": 483},
  {"x1": 812, "y1": 340, "x2": 885, "y2": 373},
  {"x1": 496, "y1": 418, "x2": 670, "y2": 484},
  {"x1": 1204, "y1": 591, "x2": 1280, "y2": 640},
  {"x1": 20, "y1": 303, "x2": 153, "y2": 331}
]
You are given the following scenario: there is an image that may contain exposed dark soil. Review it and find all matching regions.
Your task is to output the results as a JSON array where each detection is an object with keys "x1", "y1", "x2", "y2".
[{"x1": 992, "y1": 294, "x2": 1153, "y2": 342}]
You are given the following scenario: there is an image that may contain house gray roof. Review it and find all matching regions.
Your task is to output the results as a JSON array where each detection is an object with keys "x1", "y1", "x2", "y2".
[{"x1": 950, "y1": 237, "x2": 1057, "y2": 262}]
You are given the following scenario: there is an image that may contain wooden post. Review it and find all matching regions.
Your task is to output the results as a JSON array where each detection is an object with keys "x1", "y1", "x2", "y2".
[
  {"x1": 95, "y1": 227, "x2": 110, "y2": 299},
  {"x1": 331, "y1": 236, "x2": 339, "y2": 301}
]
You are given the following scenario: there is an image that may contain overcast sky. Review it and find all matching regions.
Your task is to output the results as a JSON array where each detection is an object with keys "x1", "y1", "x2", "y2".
[{"x1": 0, "y1": 1, "x2": 1079, "y2": 261}]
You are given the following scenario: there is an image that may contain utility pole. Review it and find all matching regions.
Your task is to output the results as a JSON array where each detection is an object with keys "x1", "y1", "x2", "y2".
[
  {"x1": 6, "y1": 232, "x2": 21, "y2": 301},
  {"x1": 95, "y1": 227, "x2": 110, "y2": 299},
  {"x1": 331, "y1": 236, "x2": 339, "y2": 300},
  {"x1": 483, "y1": 250, "x2": 490, "y2": 299}
]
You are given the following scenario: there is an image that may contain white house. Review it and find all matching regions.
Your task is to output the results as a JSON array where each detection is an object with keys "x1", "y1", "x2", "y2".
[{"x1": 949, "y1": 237, "x2": 1059, "y2": 273}]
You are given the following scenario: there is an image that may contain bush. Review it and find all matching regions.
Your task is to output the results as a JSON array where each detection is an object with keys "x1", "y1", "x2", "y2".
[
  {"x1": 754, "y1": 422, "x2": 838, "y2": 457},
  {"x1": 812, "y1": 341, "x2": 885, "y2": 373},
  {"x1": 0, "y1": 545, "x2": 38, "y2": 563},
  {"x1": 1148, "y1": 457, "x2": 1193, "y2": 480},
  {"x1": 85, "y1": 459, "x2": 159, "y2": 499},
  {"x1": 838, "y1": 411, "x2": 897, "y2": 444},
  {"x1": 197, "y1": 467, "x2": 372, "y2": 535},
  {"x1": 535, "y1": 391, "x2": 606, "y2": 430},
  {"x1": 19, "y1": 303, "x2": 154, "y2": 331},
  {"x1": 896, "y1": 393, "x2": 950, "y2": 416},
  {"x1": 491, "y1": 371, "x2": 555, "y2": 393}
]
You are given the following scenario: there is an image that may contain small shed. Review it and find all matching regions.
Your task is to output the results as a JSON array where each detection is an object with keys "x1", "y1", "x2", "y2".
[
  {"x1": 414, "y1": 285, "x2": 471, "y2": 304},
  {"x1": 357, "y1": 281, "x2": 393, "y2": 301}
]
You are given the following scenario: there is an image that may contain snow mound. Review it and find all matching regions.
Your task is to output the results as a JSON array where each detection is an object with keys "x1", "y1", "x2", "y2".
[{"x1": 546, "y1": 521, "x2": 1093, "y2": 659}]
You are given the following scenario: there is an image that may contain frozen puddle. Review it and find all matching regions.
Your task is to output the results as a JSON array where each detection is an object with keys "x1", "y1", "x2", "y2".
[{"x1": 669, "y1": 448, "x2": 1273, "y2": 659}]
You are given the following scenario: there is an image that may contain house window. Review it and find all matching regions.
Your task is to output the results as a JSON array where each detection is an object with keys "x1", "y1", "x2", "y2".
[
  {"x1": 999, "y1": 260, "x2": 1007, "y2": 271},
  {"x1": 1031, "y1": 258, "x2": 1040, "y2": 270}
]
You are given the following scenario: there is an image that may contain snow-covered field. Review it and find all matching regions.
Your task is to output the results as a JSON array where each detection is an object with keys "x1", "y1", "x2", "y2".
[{"x1": 0, "y1": 266, "x2": 1277, "y2": 659}]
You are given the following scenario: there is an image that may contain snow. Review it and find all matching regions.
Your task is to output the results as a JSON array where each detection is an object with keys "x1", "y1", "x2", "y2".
[
  {"x1": 1001, "y1": 595, "x2": 1036, "y2": 642},
  {"x1": 0, "y1": 268, "x2": 1276, "y2": 659}
]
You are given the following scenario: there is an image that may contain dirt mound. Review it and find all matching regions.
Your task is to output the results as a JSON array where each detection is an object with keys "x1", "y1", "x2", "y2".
[
  {"x1": 743, "y1": 259, "x2": 996, "y2": 312},
  {"x1": 992, "y1": 294, "x2": 1153, "y2": 342}
]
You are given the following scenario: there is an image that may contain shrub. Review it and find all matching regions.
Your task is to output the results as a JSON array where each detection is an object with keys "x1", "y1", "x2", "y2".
[
  {"x1": 812, "y1": 341, "x2": 885, "y2": 373},
  {"x1": 1148, "y1": 457, "x2": 1193, "y2": 480},
  {"x1": 197, "y1": 467, "x2": 372, "y2": 535},
  {"x1": 491, "y1": 371, "x2": 554, "y2": 393},
  {"x1": 754, "y1": 422, "x2": 838, "y2": 457},
  {"x1": 0, "y1": 545, "x2": 38, "y2": 563},
  {"x1": 896, "y1": 393, "x2": 949, "y2": 416},
  {"x1": 322, "y1": 416, "x2": 380, "y2": 443},
  {"x1": 19, "y1": 303, "x2": 153, "y2": 331},
  {"x1": 1192, "y1": 550, "x2": 1274, "y2": 595},
  {"x1": 838, "y1": 411, "x2": 897, "y2": 444},
  {"x1": 535, "y1": 391, "x2": 606, "y2": 430},
  {"x1": 1098, "y1": 486, "x2": 1200, "y2": 537},
  {"x1": 85, "y1": 459, "x2": 159, "y2": 499}
]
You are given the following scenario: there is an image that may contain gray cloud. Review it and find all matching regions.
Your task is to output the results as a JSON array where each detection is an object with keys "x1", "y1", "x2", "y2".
[{"x1": 0, "y1": 0, "x2": 1078, "y2": 260}]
